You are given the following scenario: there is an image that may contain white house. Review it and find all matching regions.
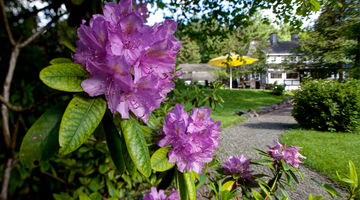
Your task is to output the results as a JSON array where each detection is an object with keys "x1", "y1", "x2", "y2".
[{"x1": 264, "y1": 33, "x2": 301, "y2": 90}]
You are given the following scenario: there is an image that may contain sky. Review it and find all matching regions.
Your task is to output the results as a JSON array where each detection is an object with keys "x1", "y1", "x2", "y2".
[
  {"x1": 29, "y1": 0, "x2": 320, "y2": 29},
  {"x1": 146, "y1": 4, "x2": 320, "y2": 29}
]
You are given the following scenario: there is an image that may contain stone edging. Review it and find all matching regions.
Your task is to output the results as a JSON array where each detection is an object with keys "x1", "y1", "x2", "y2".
[{"x1": 236, "y1": 99, "x2": 292, "y2": 118}]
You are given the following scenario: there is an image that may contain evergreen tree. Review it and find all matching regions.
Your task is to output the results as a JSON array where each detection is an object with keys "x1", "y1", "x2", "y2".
[
  {"x1": 297, "y1": 0, "x2": 359, "y2": 79},
  {"x1": 177, "y1": 35, "x2": 202, "y2": 64}
]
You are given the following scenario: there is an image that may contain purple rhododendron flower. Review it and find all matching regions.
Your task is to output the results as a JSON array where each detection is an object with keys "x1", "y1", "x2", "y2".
[
  {"x1": 74, "y1": 0, "x2": 181, "y2": 123},
  {"x1": 267, "y1": 140, "x2": 306, "y2": 168},
  {"x1": 158, "y1": 104, "x2": 221, "y2": 174},
  {"x1": 222, "y1": 155, "x2": 253, "y2": 180},
  {"x1": 143, "y1": 187, "x2": 179, "y2": 200}
]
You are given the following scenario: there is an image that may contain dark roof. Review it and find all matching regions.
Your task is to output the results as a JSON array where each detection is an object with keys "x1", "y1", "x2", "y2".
[
  {"x1": 178, "y1": 64, "x2": 217, "y2": 72},
  {"x1": 267, "y1": 41, "x2": 299, "y2": 54}
]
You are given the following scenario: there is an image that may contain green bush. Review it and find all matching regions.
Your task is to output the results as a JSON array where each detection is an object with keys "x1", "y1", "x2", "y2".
[
  {"x1": 292, "y1": 78, "x2": 360, "y2": 132},
  {"x1": 269, "y1": 82, "x2": 285, "y2": 96}
]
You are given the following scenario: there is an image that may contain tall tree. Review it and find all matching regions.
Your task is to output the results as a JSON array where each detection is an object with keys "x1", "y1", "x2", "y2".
[{"x1": 297, "y1": 0, "x2": 359, "y2": 79}]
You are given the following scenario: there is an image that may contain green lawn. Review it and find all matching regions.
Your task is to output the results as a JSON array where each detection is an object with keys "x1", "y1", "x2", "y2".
[
  {"x1": 210, "y1": 89, "x2": 287, "y2": 129},
  {"x1": 280, "y1": 129, "x2": 360, "y2": 186}
]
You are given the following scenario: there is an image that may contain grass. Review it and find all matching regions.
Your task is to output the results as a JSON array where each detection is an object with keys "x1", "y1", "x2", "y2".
[
  {"x1": 210, "y1": 89, "x2": 287, "y2": 129},
  {"x1": 280, "y1": 129, "x2": 360, "y2": 186}
]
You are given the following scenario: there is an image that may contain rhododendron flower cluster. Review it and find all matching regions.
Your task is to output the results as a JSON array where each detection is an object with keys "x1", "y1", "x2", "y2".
[
  {"x1": 158, "y1": 104, "x2": 221, "y2": 174},
  {"x1": 267, "y1": 140, "x2": 306, "y2": 168},
  {"x1": 73, "y1": 0, "x2": 181, "y2": 123},
  {"x1": 222, "y1": 154, "x2": 253, "y2": 179},
  {"x1": 143, "y1": 187, "x2": 179, "y2": 200}
]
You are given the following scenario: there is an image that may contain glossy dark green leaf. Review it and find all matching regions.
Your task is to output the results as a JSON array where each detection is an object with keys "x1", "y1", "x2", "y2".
[
  {"x1": 322, "y1": 184, "x2": 343, "y2": 198},
  {"x1": 113, "y1": 114, "x2": 137, "y2": 176},
  {"x1": 59, "y1": 96, "x2": 106, "y2": 155},
  {"x1": 103, "y1": 113, "x2": 125, "y2": 174},
  {"x1": 50, "y1": 58, "x2": 72, "y2": 65},
  {"x1": 151, "y1": 146, "x2": 175, "y2": 172},
  {"x1": 184, "y1": 171, "x2": 196, "y2": 200},
  {"x1": 176, "y1": 171, "x2": 188, "y2": 200},
  {"x1": 19, "y1": 103, "x2": 66, "y2": 168},
  {"x1": 121, "y1": 115, "x2": 151, "y2": 177},
  {"x1": 289, "y1": 170, "x2": 300, "y2": 184},
  {"x1": 40, "y1": 63, "x2": 89, "y2": 92}
]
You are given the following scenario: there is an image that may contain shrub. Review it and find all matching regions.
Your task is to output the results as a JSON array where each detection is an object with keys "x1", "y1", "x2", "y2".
[
  {"x1": 269, "y1": 81, "x2": 285, "y2": 95},
  {"x1": 292, "y1": 78, "x2": 360, "y2": 132}
]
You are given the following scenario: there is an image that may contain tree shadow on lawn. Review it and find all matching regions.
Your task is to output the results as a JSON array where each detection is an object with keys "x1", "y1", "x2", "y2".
[{"x1": 244, "y1": 122, "x2": 297, "y2": 131}]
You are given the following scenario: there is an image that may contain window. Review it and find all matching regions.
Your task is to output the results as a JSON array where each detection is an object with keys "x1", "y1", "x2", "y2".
[
  {"x1": 290, "y1": 56, "x2": 297, "y2": 62},
  {"x1": 286, "y1": 72, "x2": 298, "y2": 79},
  {"x1": 271, "y1": 56, "x2": 276, "y2": 62},
  {"x1": 271, "y1": 72, "x2": 282, "y2": 79}
]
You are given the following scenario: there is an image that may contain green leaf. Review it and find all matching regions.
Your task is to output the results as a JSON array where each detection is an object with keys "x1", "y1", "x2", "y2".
[
  {"x1": 252, "y1": 159, "x2": 274, "y2": 165},
  {"x1": 103, "y1": 113, "x2": 125, "y2": 174},
  {"x1": 50, "y1": 58, "x2": 72, "y2": 65},
  {"x1": 348, "y1": 160, "x2": 358, "y2": 188},
  {"x1": 309, "y1": 0, "x2": 321, "y2": 11},
  {"x1": 184, "y1": 172, "x2": 196, "y2": 200},
  {"x1": 279, "y1": 187, "x2": 290, "y2": 200},
  {"x1": 151, "y1": 146, "x2": 175, "y2": 172},
  {"x1": 252, "y1": 189, "x2": 264, "y2": 200},
  {"x1": 77, "y1": 189, "x2": 91, "y2": 200},
  {"x1": 281, "y1": 159, "x2": 290, "y2": 171},
  {"x1": 53, "y1": 192, "x2": 74, "y2": 200},
  {"x1": 259, "y1": 183, "x2": 273, "y2": 200},
  {"x1": 40, "y1": 63, "x2": 89, "y2": 92},
  {"x1": 307, "y1": 194, "x2": 323, "y2": 200},
  {"x1": 89, "y1": 192, "x2": 102, "y2": 200},
  {"x1": 176, "y1": 171, "x2": 188, "y2": 200},
  {"x1": 147, "y1": 113, "x2": 162, "y2": 131},
  {"x1": 106, "y1": 178, "x2": 120, "y2": 198},
  {"x1": 20, "y1": 103, "x2": 66, "y2": 168},
  {"x1": 113, "y1": 114, "x2": 137, "y2": 176},
  {"x1": 60, "y1": 40, "x2": 76, "y2": 52},
  {"x1": 59, "y1": 96, "x2": 106, "y2": 155},
  {"x1": 220, "y1": 190, "x2": 238, "y2": 200},
  {"x1": 121, "y1": 115, "x2": 151, "y2": 177},
  {"x1": 195, "y1": 174, "x2": 207, "y2": 189},
  {"x1": 322, "y1": 184, "x2": 343, "y2": 198},
  {"x1": 289, "y1": 170, "x2": 300, "y2": 184},
  {"x1": 221, "y1": 181, "x2": 235, "y2": 191}
]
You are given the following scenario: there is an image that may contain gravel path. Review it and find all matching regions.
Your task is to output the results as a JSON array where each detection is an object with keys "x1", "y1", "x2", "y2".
[{"x1": 216, "y1": 105, "x2": 344, "y2": 199}]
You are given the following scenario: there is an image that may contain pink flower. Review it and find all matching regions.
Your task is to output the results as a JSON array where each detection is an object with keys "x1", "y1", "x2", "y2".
[
  {"x1": 267, "y1": 140, "x2": 306, "y2": 168},
  {"x1": 222, "y1": 155, "x2": 253, "y2": 179},
  {"x1": 158, "y1": 104, "x2": 221, "y2": 174},
  {"x1": 143, "y1": 187, "x2": 179, "y2": 200},
  {"x1": 73, "y1": 1, "x2": 180, "y2": 123}
]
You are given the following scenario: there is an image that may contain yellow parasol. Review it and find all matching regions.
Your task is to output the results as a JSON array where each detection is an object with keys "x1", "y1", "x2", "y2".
[{"x1": 207, "y1": 53, "x2": 258, "y2": 89}]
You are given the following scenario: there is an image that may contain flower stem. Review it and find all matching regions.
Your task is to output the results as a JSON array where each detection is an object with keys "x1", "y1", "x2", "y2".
[{"x1": 265, "y1": 168, "x2": 281, "y2": 200}]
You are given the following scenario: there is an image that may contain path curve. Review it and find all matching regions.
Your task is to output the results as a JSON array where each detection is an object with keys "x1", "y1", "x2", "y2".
[{"x1": 217, "y1": 105, "x2": 343, "y2": 199}]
